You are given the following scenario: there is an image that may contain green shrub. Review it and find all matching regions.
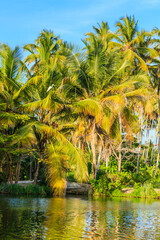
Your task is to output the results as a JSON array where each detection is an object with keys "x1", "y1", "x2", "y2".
[
  {"x1": 25, "y1": 185, "x2": 47, "y2": 196},
  {"x1": 111, "y1": 189, "x2": 124, "y2": 197},
  {"x1": 66, "y1": 172, "x2": 76, "y2": 182},
  {"x1": 91, "y1": 175, "x2": 111, "y2": 196},
  {"x1": 0, "y1": 183, "x2": 53, "y2": 196},
  {"x1": 0, "y1": 183, "x2": 24, "y2": 195},
  {"x1": 152, "y1": 181, "x2": 160, "y2": 188},
  {"x1": 132, "y1": 183, "x2": 157, "y2": 198},
  {"x1": 90, "y1": 170, "x2": 129, "y2": 196},
  {"x1": 132, "y1": 167, "x2": 152, "y2": 184}
]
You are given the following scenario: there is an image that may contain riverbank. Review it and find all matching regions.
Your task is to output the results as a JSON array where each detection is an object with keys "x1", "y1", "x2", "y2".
[
  {"x1": 0, "y1": 182, "x2": 90, "y2": 196},
  {"x1": 93, "y1": 183, "x2": 160, "y2": 199},
  {"x1": 1, "y1": 182, "x2": 160, "y2": 199}
]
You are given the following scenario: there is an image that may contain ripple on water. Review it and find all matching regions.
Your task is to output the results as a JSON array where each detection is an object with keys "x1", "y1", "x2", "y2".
[{"x1": 0, "y1": 196, "x2": 160, "y2": 239}]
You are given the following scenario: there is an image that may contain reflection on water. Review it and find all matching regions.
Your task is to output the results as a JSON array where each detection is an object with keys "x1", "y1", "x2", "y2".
[{"x1": 0, "y1": 196, "x2": 160, "y2": 239}]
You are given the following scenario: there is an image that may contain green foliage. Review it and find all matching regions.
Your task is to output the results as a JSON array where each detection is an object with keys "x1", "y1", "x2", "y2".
[
  {"x1": 132, "y1": 183, "x2": 157, "y2": 198},
  {"x1": 66, "y1": 172, "x2": 76, "y2": 182},
  {"x1": 91, "y1": 175, "x2": 111, "y2": 196},
  {"x1": 0, "y1": 183, "x2": 53, "y2": 196},
  {"x1": 0, "y1": 183, "x2": 24, "y2": 195},
  {"x1": 25, "y1": 185, "x2": 47, "y2": 196},
  {"x1": 0, "y1": 18, "x2": 160, "y2": 197},
  {"x1": 111, "y1": 189, "x2": 124, "y2": 197},
  {"x1": 90, "y1": 166, "x2": 133, "y2": 196},
  {"x1": 132, "y1": 168, "x2": 152, "y2": 184}
]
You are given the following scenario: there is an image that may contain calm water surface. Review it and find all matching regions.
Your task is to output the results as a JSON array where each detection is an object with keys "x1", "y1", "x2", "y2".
[{"x1": 0, "y1": 195, "x2": 160, "y2": 239}]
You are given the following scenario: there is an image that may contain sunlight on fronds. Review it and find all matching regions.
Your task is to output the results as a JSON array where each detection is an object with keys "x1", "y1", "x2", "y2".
[
  {"x1": 46, "y1": 142, "x2": 68, "y2": 196},
  {"x1": 45, "y1": 137, "x2": 88, "y2": 196},
  {"x1": 14, "y1": 122, "x2": 37, "y2": 145},
  {"x1": 74, "y1": 98, "x2": 103, "y2": 123},
  {"x1": 125, "y1": 88, "x2": 153, "y2": 103},
  {"x1": 110, "y1": 117, "x2": 121, "y2": 142},
  {"x1": 101, "y1": 113, "x2": 114, "y2": 134},
  {"x1": 30, "y1": 123, "x2": 89, "y2": 185},
  {"x1": 122, "y1": 107, "x2": 139, "y2": 136},
  {"x1": 145, "y1": 99, "x2": 155, "y2": 115},
  {"x1": 13, "y1": 76, "x2": 42, "y2": 99},
  {"x1": 102, "y1": 94, "x2": 126, "y2": 115},
  {"x1": 131, "y1": 50, "x2": 148, "y2": 72},
  {"x1": 0, "y1": 112, "x2": 29, "y2": 128},
  {"x1": 57, "y1": 77, "x2": 88, "y2": 100},
  {"x1": 100, "y1": 80, "x2": 135, "y2": 97}
]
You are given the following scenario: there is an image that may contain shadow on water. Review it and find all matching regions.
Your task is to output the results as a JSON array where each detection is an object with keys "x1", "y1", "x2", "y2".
[{"x1": 0, "y1": 195, "x2": 160, "y2": 239}]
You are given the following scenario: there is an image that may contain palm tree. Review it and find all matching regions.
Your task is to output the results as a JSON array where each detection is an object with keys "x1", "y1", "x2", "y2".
[
  {"x1": 15, "y1": 30, "x2": 88, "y2": 194},
  {"x1": 0, "y1": 43, "x2": 29, "y2": 183},
  {"x1": 109, "y1": 16, "x2": 156, "y2": 72}
]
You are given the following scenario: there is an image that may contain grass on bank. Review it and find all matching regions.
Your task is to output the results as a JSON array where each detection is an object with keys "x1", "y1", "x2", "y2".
[
  {"x1": 92, "y1": 182, "x2": 158, "y2": 199},
  {"x1": 0, "y1": 183, "x2": 53, "y2": 196}
]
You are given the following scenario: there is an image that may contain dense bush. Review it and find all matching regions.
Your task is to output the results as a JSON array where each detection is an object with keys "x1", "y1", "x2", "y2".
[
  {"x1": 0, "y1": 183, "x2": 53, "y2": 196},
  {"x1": 132, "y1": 183, "x2": 157, "y2": 198},
  {"x1": 90, "y1": 164, "x2": 160, "y2": 198}
]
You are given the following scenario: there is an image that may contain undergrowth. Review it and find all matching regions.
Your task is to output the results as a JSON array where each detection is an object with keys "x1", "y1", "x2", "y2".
[{"x1": 0, "y1": 183, "x2": 53, "y2": 196}]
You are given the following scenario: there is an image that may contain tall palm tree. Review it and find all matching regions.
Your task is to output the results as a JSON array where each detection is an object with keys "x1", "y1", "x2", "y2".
[
  {"x1": 109, "y1": 16, "x2": 156, "y2": 72},
  {"x1": 15, "y1": 30, "x2": 88, "y2": 194},
  {"x1": 0, "y1": 43, "x2": 28, "y2": 183}
]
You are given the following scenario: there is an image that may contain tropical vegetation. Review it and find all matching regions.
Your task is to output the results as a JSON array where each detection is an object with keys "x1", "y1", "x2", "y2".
[{"x1": 1, "y1": 16, "x2": 160, "y2": 197}]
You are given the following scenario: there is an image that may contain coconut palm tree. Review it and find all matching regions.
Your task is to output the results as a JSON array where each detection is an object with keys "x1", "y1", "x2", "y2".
[
  {"x1": 109, "y1": 16, "x2": 157, "y2": 72},
  {"x1": 0, "y1": 43, "x2": 29, "y2": 183},
  {"x1": 15, "y1": 31, "x2": 88, "y2": 194}
]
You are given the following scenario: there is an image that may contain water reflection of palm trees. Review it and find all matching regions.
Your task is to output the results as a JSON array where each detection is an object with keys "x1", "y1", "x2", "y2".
[
  {"x1": 1, "y1": 197, "x2": 160, "y2": 239},
  {"x1": 43, "y1": 198, "x2": 160, "y2": 240},
  {"x1": 0, "y1": 197, "x2": 47, "y2": 239},
  {"x1": 43, "y1": 198, "x2": 87, "y2": 239},
  {"x1": 43, "y1": 198, "x2": 135, "y2": 239}
]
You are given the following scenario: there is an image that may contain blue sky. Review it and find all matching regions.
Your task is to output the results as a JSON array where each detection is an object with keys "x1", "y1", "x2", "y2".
[{"x1": 0, "y1": 0, "x2": 160, "y2": 48}]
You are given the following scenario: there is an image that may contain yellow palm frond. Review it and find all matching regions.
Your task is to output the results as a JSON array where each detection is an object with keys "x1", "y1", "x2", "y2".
[
  {"x1": 74, "y1": 98, "x2": 103, "y2": 123},
  {"x1": 102, "y1": 94, "x2": 126, "y2": 114}
]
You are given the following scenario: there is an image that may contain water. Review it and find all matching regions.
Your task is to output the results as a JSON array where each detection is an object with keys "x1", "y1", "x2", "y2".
[{"x1": 0, "y1": 196, "x2": 160, "y2": 239}]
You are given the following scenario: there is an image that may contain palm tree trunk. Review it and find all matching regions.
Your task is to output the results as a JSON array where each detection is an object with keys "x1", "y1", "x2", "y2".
[
  {"x1": 105, "y1": 145, "x2": 111, "y2": 168},
  {"x1": 145, "y1": 124, "x2": 150, "y2": 167},
  {"x1": 155, "y1": 152, "x2": 159, "y2": 175},
  {"x1": 96, "y1": 145, "x2": 102, "y2": 174},
  {"x1": 136, "y1": 106, "x2": 143, "y2": 173},
  {"x1": 118, "y1": 113, "x2": 122, "y2": 172},
  {"x1": 78, "y1": 140, "x2": 81, "y2": 149},
  {"x1": 86, "y1": 141, "x2": 91, "y2": 153},
  {"x1": 30, "y1": 156, "x2": 33, "y2": 180},
  {"x1": 91, "y1": 117, "x2": 97, "y2": 179},
  {"x1": 15, "y1": 152, "x2": 22, "y2": 184},
  {"x1": 104, "y1": 139, "x2": 111, "y2": 168},
  {"x1": 34, "y1": 159, "x2": 40, "y2": 184},
  {"x1": 7, "y1": 154, "x2": 13, "y2": 184},
  {"x1": 151, "y1": 121, "x2": 155, "y2": 164},
  {"x1": 157, "y1": 84, "x2": 160, "y2": 172}
]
